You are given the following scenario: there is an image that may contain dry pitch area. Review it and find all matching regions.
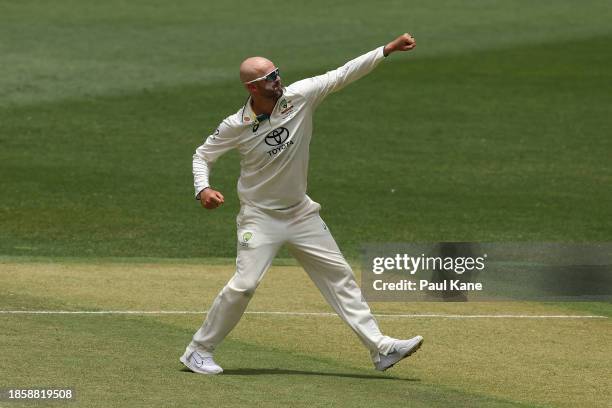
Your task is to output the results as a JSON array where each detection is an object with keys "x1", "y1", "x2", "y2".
[{"x1": 1, "y1": 259, "x2": 610, "y2": 407}]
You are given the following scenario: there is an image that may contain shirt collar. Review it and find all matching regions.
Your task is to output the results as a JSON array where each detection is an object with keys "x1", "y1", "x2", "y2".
[
  {"x1": 241, "y1": 89, "x2": 286, "y2": 125},
  {"x1": 241, "y1": 96, "x2": 256, "y2": 124}
]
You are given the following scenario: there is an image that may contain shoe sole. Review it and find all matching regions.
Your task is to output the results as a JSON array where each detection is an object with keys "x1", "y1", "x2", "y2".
[
  {"x1": 378, "y1": 337, "x2": 424, "y2": 371},
  {"x1": 179, "y1": 356, "x2": 223, "y2": 375}
]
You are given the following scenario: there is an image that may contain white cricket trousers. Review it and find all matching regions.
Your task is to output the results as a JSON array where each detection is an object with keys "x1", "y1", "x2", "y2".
[{"x1": 187, "y1": 196, "x2": 395, "y2": 362}]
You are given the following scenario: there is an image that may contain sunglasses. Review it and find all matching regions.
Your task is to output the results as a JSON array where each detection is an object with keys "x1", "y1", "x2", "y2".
[{"x1": 244, "y1": 68, "x2": 280, "y2": 84}]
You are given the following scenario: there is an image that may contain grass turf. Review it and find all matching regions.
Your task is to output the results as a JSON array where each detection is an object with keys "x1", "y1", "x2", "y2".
[
  {"x1": 1, "y1": 1, "x2": 611, "y2": 407},
  {"x1": 0, "y1": 1, "x2": 611, "y2": 258},
  {"x1": 1, "y1": 260, "x2": 610, "y2": 407},
  {"x1": 2, "y1": 315, "x2": 532, "y2": 408}
]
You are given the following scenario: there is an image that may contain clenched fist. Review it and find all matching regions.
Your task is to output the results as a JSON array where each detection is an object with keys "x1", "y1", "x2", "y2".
[
  {"x1": 383, "y1": 33, "x2": 416, "y2": 56},
  {"x1": 198, "y1": 188, "x2": 225, "y2": 210}
]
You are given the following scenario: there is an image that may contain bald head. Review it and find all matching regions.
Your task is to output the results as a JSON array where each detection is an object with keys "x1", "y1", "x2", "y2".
[{"x1": 239, "y1": 56, "x2": 276, "y2": 83}]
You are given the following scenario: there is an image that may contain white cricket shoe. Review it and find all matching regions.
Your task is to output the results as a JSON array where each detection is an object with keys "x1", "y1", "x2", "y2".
[
  {"x1": 180, "y1": 350, "x2": 223, "y2": 375},
  {"x1": 374, "y1": 335, "x2": 424, "y2": 371}
]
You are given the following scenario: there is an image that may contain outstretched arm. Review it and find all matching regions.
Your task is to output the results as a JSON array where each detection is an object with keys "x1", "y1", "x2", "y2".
[{"x1": 290, "y1": 32, "x2": 416, "y2": 106}]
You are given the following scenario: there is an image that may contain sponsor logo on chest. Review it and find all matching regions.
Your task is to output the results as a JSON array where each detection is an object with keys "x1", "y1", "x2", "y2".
[{"x1": 264, "y1": 127, "x2": 293, "y2": 157}]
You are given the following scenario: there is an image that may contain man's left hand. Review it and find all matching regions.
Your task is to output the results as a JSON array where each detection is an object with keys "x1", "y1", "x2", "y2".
[{"x1": 384, "y1": 33, "x2": 416, "y2": 56}]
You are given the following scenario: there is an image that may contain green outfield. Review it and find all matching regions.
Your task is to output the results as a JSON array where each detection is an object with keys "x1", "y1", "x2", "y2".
[
  {"x1": 1, "y1": 0, "x2": 611, "y2": 258},
  {"x1": 0, "y1": 1, "x2": 611, "y2": 407}
]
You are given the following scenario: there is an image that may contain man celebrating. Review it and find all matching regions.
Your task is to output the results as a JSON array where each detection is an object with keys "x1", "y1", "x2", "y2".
[{"x1": 181, "y1": 33, "x2": 423, "y2": 375}]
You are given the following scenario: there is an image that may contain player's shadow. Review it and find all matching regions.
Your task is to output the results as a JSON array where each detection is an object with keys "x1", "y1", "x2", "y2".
[{"x1": 180, "y1": 367, "x2": 419, "y2": 381}]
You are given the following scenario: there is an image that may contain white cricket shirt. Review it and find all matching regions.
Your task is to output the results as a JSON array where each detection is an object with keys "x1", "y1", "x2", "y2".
[{"x1": 193, "y1": 46, "x2": 386, "y2": 210}]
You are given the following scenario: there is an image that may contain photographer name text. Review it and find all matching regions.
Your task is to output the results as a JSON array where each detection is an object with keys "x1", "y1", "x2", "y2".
[{"x1": 372, "y1": 279, "x2": 483, "y2": 291}]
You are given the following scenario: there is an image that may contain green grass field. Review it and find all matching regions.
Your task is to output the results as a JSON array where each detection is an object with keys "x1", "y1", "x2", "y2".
[
  {"x1": 1, "y1": 0, "x2": 611, "y2": 258},
  {"x1": 1, "y1": 1, "x2": 611, "y2": 407},
  {"x1": 2, "y1": 259, "x2": 611, "y2": 407}
]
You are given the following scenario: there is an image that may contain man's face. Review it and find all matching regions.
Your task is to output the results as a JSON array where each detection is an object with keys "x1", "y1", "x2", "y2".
[
  {"x1": 251, "y1": 68, "x2": 283, "y2": 100},
  {"x1": 240, "y1": 57, "x2": 284, "y2": 101}
]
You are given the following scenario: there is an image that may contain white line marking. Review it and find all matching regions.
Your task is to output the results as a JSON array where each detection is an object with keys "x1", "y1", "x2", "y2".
[{"x1": 0, "y1": 310, "x2": 607, "y2": 318}]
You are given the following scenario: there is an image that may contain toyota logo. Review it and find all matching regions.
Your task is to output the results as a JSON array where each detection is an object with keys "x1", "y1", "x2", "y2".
[{"x1": 264, "y1": 127, "x2": 290, "y2": 146}]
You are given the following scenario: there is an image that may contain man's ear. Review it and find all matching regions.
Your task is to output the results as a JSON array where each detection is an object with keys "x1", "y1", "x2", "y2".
[{"x1": 246, "y1": 83, "x2": 257, "y2": 94}]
